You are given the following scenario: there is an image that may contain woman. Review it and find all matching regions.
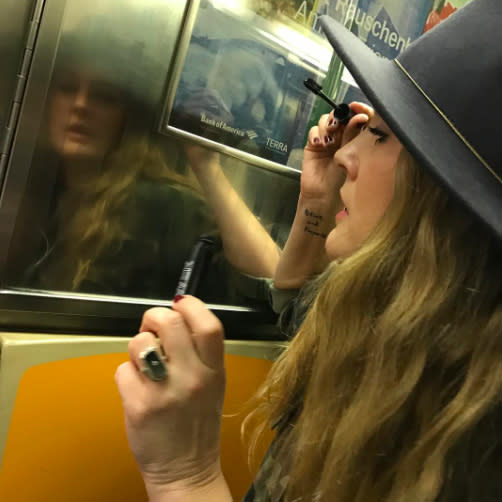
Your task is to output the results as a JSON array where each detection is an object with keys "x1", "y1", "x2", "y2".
[
  {"x1": 8, "y1": 30, "x2": 259, "y2": 302},
  {"x1": 33, "y1": 70, "x2": 209, "y2": 297},
  {"x1": 115, "y1": 0, "x2": 502, "y2": 501}
]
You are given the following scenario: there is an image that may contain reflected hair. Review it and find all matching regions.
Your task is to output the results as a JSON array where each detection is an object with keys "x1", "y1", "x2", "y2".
[
  {"x1": 62, "y1": 138, "x2": 203, "y2": 289},
  {"x1": 243, "y1": 149, "x2": 502, "y2": 502}
]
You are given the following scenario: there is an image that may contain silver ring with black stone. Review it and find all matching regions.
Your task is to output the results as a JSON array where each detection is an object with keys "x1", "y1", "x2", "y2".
[{"x1": 139, "y1": 346, "x2": 167, "y2": 382}]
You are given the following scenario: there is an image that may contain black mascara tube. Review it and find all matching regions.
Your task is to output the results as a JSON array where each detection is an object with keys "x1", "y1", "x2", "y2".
[
  {"x1": 304, "y1": 78, "x2": 354, "y2": 125},
  {"x1": 174, "y1": 235, "x2": 216, "y2": 300}
]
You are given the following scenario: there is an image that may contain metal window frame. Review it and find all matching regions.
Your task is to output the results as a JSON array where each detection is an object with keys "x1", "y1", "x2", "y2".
[{"x1": 0, "y1": 0, "x2": 46, "y2": 187}]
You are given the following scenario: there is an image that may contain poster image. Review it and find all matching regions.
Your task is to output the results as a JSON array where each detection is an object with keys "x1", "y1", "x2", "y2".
[
  {"x1": 314, "y1": 0, "x2": 433, "y2": 58},
  {"x1": 424, "y1": 0, "x2": 472, "y2": 32},
  {"x1": 166, "y1": 1, "x2": 330, "y2": 167},
  {"x1": 308, "y1": 0, "x2": 473, "y2": 107}
]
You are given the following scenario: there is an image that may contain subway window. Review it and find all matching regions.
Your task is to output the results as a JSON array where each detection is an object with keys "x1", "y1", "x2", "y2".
[{"x1": 0, "y1": 0, "x2": 307, "y2": 312}]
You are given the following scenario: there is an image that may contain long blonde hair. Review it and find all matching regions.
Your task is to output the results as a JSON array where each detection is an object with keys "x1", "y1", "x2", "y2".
[
  {"x1": 244, "y1": 150, "x2": 502, "y2": 502},
  {"x1": 51, "y1": 138, "x2": 203, "y2": 289}
]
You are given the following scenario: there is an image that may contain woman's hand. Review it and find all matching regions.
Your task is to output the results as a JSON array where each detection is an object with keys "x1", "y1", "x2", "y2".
[
  {"x1": 183, "y1": 142, "x2": 221, "y2": 180},
  {"x1": 301, "y1": 102, "x2": 374, "y2": 206},
  {"x1": 115, "y1": 296, "x2": 226, "y2": 499},
  {"x1": 271, "y1": 102, "x2": 375, "y2": 287}
]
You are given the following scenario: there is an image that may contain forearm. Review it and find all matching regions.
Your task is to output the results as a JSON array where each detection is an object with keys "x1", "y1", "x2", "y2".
[
  {"x1": 273, "y1": 194, "x2": 337, "y2": 289},
  {"x1": 194, "y1": 160, "x2": 280, "y2": 278}
]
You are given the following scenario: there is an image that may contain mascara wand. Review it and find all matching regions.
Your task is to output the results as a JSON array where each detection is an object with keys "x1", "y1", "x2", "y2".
[{"x1": 304, "y1": 78, "x2": 354, "y2": 125}]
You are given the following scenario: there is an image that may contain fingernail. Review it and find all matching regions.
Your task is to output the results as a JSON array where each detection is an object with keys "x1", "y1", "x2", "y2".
[
  {"x1": 328, "y1": 118, "x2": 338, "y2": 127},
  {"x1": 174, "y1": 295, "x2": 185, "y2": 303},
  {"x1": 313, "y1": 137, "x2": 320, "y2": 144},
  {"x1": 324, "y1": 135, "x2": 330, "y2": 143}
]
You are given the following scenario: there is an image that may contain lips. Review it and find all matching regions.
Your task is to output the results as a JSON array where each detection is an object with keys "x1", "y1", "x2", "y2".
[
  {"x1": 336, "y1": 207, "x2": 349, "y2": 223},
  {"x1": 340, "y1": 192, "x2": 349, "y2": 215},
  {"x1": 337, "y1": 191, "x2": 349, "y2": 222},
  {"x1": 66, "y1": 123, "x2": 93, "y2": 137}
]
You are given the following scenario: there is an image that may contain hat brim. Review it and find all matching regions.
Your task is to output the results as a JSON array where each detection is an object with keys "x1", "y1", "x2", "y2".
[{"x1": 320, "y1": 15, "x2": 502, "y2": 240}]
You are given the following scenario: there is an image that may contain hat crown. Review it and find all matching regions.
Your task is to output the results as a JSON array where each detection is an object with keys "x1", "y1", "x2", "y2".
[{"x1": 399, "y1": 0, "x2": 502, "y2": 179}]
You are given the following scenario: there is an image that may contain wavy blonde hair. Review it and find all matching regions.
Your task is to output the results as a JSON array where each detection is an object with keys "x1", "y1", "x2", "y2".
[
  {"x1": 54, "y1": 138, "x2": 203, "y2": 289},
  {"x1": 244, "y1": 149, "x2": 502, "y2": 501}
]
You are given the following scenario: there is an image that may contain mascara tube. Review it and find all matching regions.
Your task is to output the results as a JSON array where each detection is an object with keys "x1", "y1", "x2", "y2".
[{"x1": 174, "y1": 235, "x2": 216, "y2": 300}]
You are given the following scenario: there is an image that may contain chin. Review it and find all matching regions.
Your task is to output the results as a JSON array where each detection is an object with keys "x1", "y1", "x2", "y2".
[
  {"x1": 325, "y1": 230, "x2": 341, "y2": 261},
  {"x1": 62, "y1": 145, "x2": 104, "y2": 162},
  {"x1": 325, "y1": 228, "x2": 355, "y2": 261}
]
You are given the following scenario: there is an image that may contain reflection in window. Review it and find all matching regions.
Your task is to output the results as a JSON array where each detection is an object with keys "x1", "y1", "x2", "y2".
[
  {"x1": 8, "y1": 29, "x2": 214, "y2": 299},
  {"x1": 5, "y1": 3, "x2": 298, "y2": 307}
]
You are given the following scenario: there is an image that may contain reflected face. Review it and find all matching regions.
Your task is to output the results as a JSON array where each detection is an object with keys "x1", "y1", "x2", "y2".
[
  {"x1": 325, "y1": 113, "x2": 403, "y2": 260},
  {"x1": 49, "y1": 71, "x2": 127, "y2": 162}
]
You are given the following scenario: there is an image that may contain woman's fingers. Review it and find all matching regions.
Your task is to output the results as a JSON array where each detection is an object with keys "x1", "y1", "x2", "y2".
[
  {"x1": 349, "y1": 101, "x2": 374, "y2": 119},
  {"x1": 128, "y1": 330, "x2": 160, "y2": 372},
  {"x1": 307, "y1": 113, "x2": 340, "y2": 149},
  {"x1": 339, "y1": 101, "x2": 374, "y2": 144},
  {"x1": 115, "y1": 361, "x2": 144, "y2": 406},
  {"x1": 172, "y1": 296, "x2": 225, "y2": 371},
  {"x1": 139, "y1": 307, "x2": 201, "y2": 370},
  {"x1": 341, "y1": 112, "x2": 370, "y2": 145},
  {"x1": 139, "y1": 300, "x2": 225, "y2": 373},
  {"x1": 307, "y1": 124, "x2": 334, "y2": 148},
  {"x1": 308, "y1": 107, "x2": 373, "y2": 152}
]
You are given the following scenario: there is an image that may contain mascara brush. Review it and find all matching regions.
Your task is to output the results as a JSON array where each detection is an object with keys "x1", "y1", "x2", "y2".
[{"x1": 304, "y1": 78, "x2": 354, "y2": 125}]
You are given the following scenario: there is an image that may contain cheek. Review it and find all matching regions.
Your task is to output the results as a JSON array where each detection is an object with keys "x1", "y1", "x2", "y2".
[
  {"x1": 351, "y1": 158, "x2": 397, "y2": 244},
  {"x1": 357, "y1": 175, "x2": 396, "y2": 231},
  {"x1": 95, "y1": 108, "x2": 126, "y2": 149},
  {"x1": 326, "y1": 160, "x2": 398, "y2": 260},
  {"x1": 48, "y1": 98, "x2": 70, "y2": 150}
]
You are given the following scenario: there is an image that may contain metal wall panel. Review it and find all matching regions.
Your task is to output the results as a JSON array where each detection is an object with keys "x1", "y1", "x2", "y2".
[
  {"x1": 0, "y1": 0, "x2": 37, "y2": 180},
  {"x1": 0, "y1": 0, "x2": 34, "y2": 135}
]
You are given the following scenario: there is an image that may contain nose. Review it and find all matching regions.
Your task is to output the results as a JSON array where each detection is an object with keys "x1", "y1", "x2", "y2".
[
  {"x1": 334, "y1": 140, "x2": 358, "y2": 181},
  {"x1": 73, "y1": 83, "x2": 92, "y2": 112}
]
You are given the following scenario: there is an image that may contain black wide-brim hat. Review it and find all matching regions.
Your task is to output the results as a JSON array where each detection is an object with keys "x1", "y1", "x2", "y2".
[{"x1": 320, "y1": 0, "x2": 502, "y2": 240}]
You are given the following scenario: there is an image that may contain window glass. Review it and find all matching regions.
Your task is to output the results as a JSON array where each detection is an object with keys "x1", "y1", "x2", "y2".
[{"x1": 4, "y1": 0, "x2": 299, "y2": 307}]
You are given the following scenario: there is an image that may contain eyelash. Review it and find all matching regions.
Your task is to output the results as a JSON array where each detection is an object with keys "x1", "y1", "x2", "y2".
[{"x1": 361, "y1": 124, "x2": 388, "y2": 144}]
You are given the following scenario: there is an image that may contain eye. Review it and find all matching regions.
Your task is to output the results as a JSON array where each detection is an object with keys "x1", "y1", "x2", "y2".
[
  {"x1": 368, "y1": 126, "x2": 388, "y2": 144},
  {"x1": 57, "y1": 78, "x2": 78, "y2": 95},
  {"x1": 90, "y1": 84, "x2": 123, "y2": 105}
]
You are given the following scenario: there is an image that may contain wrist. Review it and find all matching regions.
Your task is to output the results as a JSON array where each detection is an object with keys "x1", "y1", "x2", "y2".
[
  {"x1": 298, "y1": 193, "x2": 340, "y2": 215},
  {"x1": 297, "y1": 195, "x2": 338, "y2": 239},
  {"x1": 146, "y1": 470, "x2": 232, "y2": 502},
  {"x1": 192, "y1": 158, "x2": 224, "y2": 183}
]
